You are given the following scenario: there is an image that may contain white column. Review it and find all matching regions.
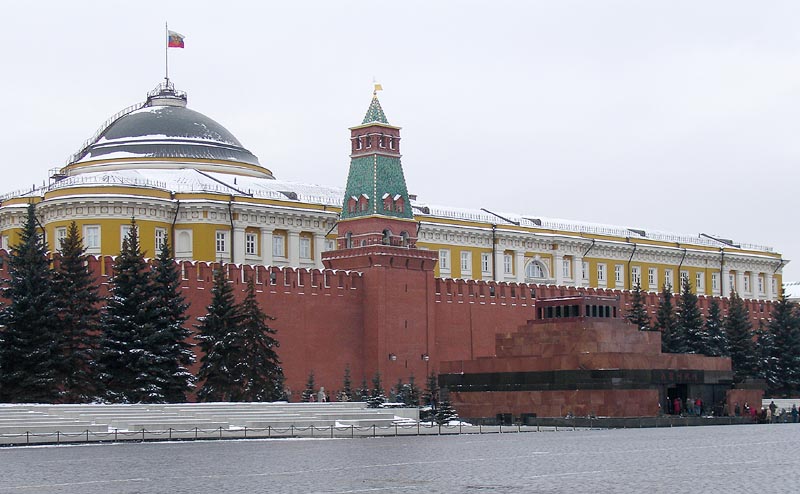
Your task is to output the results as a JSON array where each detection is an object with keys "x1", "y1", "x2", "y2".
[
  {"x1": 765, "y1": 273, "x2": 774, "y2": 299},
  {"x1": 313, "y1": 233, "x2": 325, "y2": 268},
  {"x1": 573, "y1": 256, "x2": 583, "y2": 288},
  {"x1": 750, "y1": 271, "x2": 760, "y2": 299},
  {"x1": 554, "y1": 253, "x2": 564, "y2": 286},
  {"x1": 261, "y1": 228, "x2": 273, "y2": 266},
  {"x1": 736, "y1": 270, "x2": 745, "y2": 296},
  {"x1": 232, "y1": 226, "x2": 246, "y2": 264},
  {"x1": 288, "y1": 231, "x2": 300, "y2": 267},
  {"x1": 721, "y1": 266, "x2": 730, "y2": 296},
  {"x1": 494, "y1": 249, "x2": 505, "y2": 282},
  {"x1": 515, "y1": 251, "x2": 526, "y2": 283}
]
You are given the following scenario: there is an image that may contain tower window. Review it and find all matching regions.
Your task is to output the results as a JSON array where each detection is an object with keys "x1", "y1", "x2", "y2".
[
  {"x1": 355, "y1": 137, "x2": 362, "y2": 150},
  {"x1": 389, "y1": 137, "x2": 395, "y2": 150},
  {"x1": 379, "y1": 135, "x2": 386, "y2": 148},
  {"x1": 365, "y1": 135, "x2": 371, "y2": 148}
]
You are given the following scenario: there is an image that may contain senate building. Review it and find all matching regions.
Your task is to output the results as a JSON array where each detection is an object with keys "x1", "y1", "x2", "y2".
[{"x1": 0, "y1": 80, "x2": 784, "y2": 417}]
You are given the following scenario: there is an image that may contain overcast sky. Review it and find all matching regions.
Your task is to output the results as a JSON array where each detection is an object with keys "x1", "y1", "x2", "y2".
[{"x1": 0, "y1": 1, "x2": 797, "y2": 281}]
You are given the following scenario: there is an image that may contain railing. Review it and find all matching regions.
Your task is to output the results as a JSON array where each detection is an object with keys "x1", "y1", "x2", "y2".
[
  {"x1": 65, "y1": 101, "x2": 147, "y2": 165},
  {"x1": 0, "y1": 422, "x2": 587, "y2": 446}
]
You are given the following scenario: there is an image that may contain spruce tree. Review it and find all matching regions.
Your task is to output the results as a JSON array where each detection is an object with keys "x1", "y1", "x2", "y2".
[
  {"x1": 151, "y1": 238, "x2": 194, "y2": 402},
  {"x1": 196, "y1": 267, "x2": 240, "y2": 402},
  {"x1": 97, "y1": 220, "x2": 164, "y2": 403},
  {"x1": 424, "y1": 372, "x2": 440, "y2": 409},
  {"x1": 704, "y1": 299, "x2": 727, "y2": 357},
  {"x1": 392, "y1": 378, "x2": 405, "y2": 403},
  {"x1": 435, "y1": 391, "x2": 459, "y2": 425},
  {"x1": 52, "y1": 221, "x2": 101, "y2": 403},
  {"x1": 677, "y1": 277, "x2": 705, "y2": 354},
  {"x1": 405, "y1": 374, "x2": 422, "y2": 407},
  {"x1": 231, "y1": 278, "x2": 284, "y2": 401},
  {"x1": 302, "y1": 371, "x2": 316, "y2": 402},
  {"x1": 626, "y1": 282, "x2": 651, "y2": 331},
  {"x1": 724, "y1": 292, "x2": 756, "y2": 382},
  {"x1": 0, "y1": 204, "x2": 60, "y2": 403},
  {"x1": 767, "y1": 289, "x2": 800, "y2": 395},
  {"x1": 754, "y1": 321, "x2": 779, "y2": 393},
  {"x1": 337, "y1": 365, "x2": 353, "y2": 402},
  {"x1": 356, "y1": 377, "x2": 369, "y2": 402},
  {"x1": 367, "y1": 371, "x2": 386, "y2": 408},
  {"x1": 655, "y1": 284, "x2": 680, "y2": 353}
]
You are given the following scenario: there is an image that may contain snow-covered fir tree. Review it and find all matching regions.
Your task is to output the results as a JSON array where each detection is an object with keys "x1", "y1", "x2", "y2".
[
  {"x1": 767, "y1": 289, "x2": 800, "y2": 395},
  {"x1": 655, "y1": 284, "x2": 681, "y2": 353},
  {"x1": 52, "y1": 221, "x2": 101, "y2": 403},
  {"x1": 724, "y1": 291, "x2": 756, "y2": 382},
  {"x1": 150, "y1": 237, "x2": 194, "y2": 402},
  {"x1": 196, "y1": 267, "x2": 241, "y2": 402},
  {"x1": 392, "y1": 378, "x2": 405, "y2": 403},
  {"x1": 230, "y1": 278, "x2": 284, "y2": 401},
  {"x1": 625, "y1": 282, "x2": 651, "y2": 331},
  {"x1": 405, "y1": 374, "x2": 422, "y2": 407},
  {"x1": 97, "y1": 220, "x2": 167, "y2": 403},
  {"x1": 677, "y1": 277, "x2": 705, "y2": 354},
  {"x1": 704, "y1": 299, "x2": 727, "y2": 357},
  {"x1": 0, "y1": 204, "x2": 61, "y2": 403},
  {"x1": 435, "y1": 389, "x2": 459, "y2": 425},
  {"x1": 754, "y1": 320, "x2": 779, "y2": 392},
  {"x1": 356, "y1": 377, "x2": 369, "y2": 402},
  {"x1": 367, "y1": 372, "x2": 386, "y2": 408},
  {"x1": 302, "y1": 371, "x2": 316, "y2": 402},
  {"x1": 424, "y1": 372, "x2": 439, "y2": 409},
  {"x1": 336, "y1": 365, "x2": 353, "y2": 402}
]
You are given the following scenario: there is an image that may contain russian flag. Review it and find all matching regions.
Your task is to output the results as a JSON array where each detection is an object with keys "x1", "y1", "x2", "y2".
[{"x1": 167, "y1": 30, "x2": 185, "y2": 48}]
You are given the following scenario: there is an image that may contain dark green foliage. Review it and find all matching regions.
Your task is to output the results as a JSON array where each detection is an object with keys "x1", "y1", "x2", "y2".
[
  {"x1": 97, "y1": 220, "x2": 166, "y2": 403},
  {"x1": 424, "y1": 372, "x2": 439, "y2": 408},
  {"x1": 724, "y1": 291, "x2": 756, "y2": 382},
  {"x1": 655, "y1": 284, "x2": 680, "y2": 353},
  {"x1": 435, "y1": 390, "x2": 459, "y2": 425},
  {"x1": 704, "y1": 299, "x2": 727, "y2": 357},
  {"x1": 392, "y1": 378, "x2": 404, "y2": 403},
  {"x1": 0, "y1": 204, "x2": 60, "y2": 403},
  {"x1": 767, "y1": 290, "x2": 800, "y2": 395},
  {"x1": 677, "y1": 277, "x2": 705, "y2": 354},
  {"x1": 405, "y1": 374, "x2": 422, "y2": 407},
  {"x1": 150, "y1": 237, "x2": 194, "y2": 402},
  {"x1": 754, "y1": 321, "x2": 779, "y2": 391},
  {"x1": 196, "y1": 267, "x2": 241, "y2": 402},
  {"x1": 366, "y1": 372, "x2": 386, "y2": 408},
  {"x1": 231, "y1": 278, "x2": 284, "y2": 401},
  {"x1": 626, "y1": 282, "x2": 651, "y2": 331},
  {"x1": 337, "y1": 365, "x2": 353, "y2": 402},
  {"x1": 52, "y1": 222, "x2": 101, "y2": 403},
  {"x1": 302, "y1": 371, "x2": 316, "y2": 402},
  {"x1": 356, "y1": 377, "x2": 369, "y2": 402}
]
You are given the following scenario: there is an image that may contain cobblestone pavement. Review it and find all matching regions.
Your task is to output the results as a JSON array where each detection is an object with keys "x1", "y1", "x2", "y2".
[{"x1": 0, "y1": 423, "x2": 798, "y2": 493}]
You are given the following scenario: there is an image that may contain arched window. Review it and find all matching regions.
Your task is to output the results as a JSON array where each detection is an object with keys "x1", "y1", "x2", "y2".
[
  {"x1": 382, "y1": 229, "x2": 392, "y2": 245},
  {"x1": 345, "y1": 232, "x2": 353, "y2": 249},
  {"x1": 400, "y1": 231, "x2": 409, "y2": 247},
  {"x1": 525, "y1": 260, "x2": 547, "y2": 280}
]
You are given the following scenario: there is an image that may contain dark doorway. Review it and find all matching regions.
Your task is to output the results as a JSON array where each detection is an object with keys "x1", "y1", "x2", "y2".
[{"x1": 666, "y1": 384, "x2": 688, "y2": 415}]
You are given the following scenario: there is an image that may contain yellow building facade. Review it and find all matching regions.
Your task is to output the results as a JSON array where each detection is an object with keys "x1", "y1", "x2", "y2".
[{"x1": 0, "y1": 81, "x2": 785, "y2": 301}]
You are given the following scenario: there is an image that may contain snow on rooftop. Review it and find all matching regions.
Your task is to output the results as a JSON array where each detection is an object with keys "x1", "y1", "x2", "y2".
[{"x1": 784, "y1": 281, "x2": 800, "y2": 300}]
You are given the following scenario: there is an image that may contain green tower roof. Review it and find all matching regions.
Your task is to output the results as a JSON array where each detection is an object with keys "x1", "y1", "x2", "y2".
[{"x1": 362, "y1": 95, "x2": 389, "y2": 124}]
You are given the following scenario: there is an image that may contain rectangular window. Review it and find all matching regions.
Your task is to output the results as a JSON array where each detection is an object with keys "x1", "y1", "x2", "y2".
[
  {"x1": 481, "y1": 253, "x2": 491, "y2": 275},
  {"x1": 84, "y1": 226, "x2": 100, "y2": 251},
  {"x1": 300, "y1": 237, "x2": 311, "y2": 259},
  {"x1": 245, "y1": 232, "x2": 257, "y2": 256},
  {"x1": 743, "y1": 275, "x2": 750, "y2": 293},
  {"x1": 460, "y1": 251, "x2": 472, "y2": 275},
  {"x1": 729, "y1": 274, "x2": 736, "y2": 293},
  {"x1": 439, "y1": 249, "x2": 450, "y2": 272},
  {"x1": 503, "y1": 254, "x2": 513, "y2": 275},
  {"x1": 55, "y1": 227, "x2": 67, "y2": 252},
  {"x1": 648, "y1": 268, "x2": 657, "y2": 288},
  {"x1": 615, "y1": 264, "x2": 623, "y2": 284},
  {"x1": 120, "y1": 225, "x2": 132, "y2": 249},
  {"x1": 758, "y1": 275, "x2": 764, "y2": 294},
  {"x1": 597, "y1": 263, "x2": 606, "y2": 283},
  {"x1": 215, "y1": 231, "x2": 227, "y2": 253},
  {"x1": 772, "y1": 278, "x2": 777, "y2": 296},
  {"x1": 324, "y1": 239, "x2": 335, "y2": 252},
  {"x1": 712, "y1": 272, "x2": 720, "y2": 292},
  {"x1": 155, "y1": 228, "x2": 167, "y2": 252},
  {"x1": 273, "y1": 235, "x2": 286, "y2": 258},
  {"x1": 581, "y1": 261, "x2": 589, "y2": 281},
  {"x1": 563, "y1": 259, "x2": 572, "y2": 279},
  {"x1": 631, "y1": 266, "x2": 641, "y2": 286},
  {"x1": 1, "y1": 235, "x2": 8, "y2": 251},
  {"x1": 665, "y1": 269, "x2": 674, "y2": 290},
  {"x1": 696, "y1": 272, "x2": 704, "y2": 293}
]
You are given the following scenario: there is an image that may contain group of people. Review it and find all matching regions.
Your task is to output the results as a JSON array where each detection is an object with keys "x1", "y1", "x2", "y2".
[
  {"x1": 667, "y1": 396, "x2": 704, "y2": 416},
  {"x1": 731, "y1": 400, "x2": 800, "y2": 423}
]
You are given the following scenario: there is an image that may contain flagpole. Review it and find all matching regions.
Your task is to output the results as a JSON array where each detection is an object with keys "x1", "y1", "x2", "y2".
[{"x1": 165, "y1": 22, "x2": 169, "y2": 85}]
